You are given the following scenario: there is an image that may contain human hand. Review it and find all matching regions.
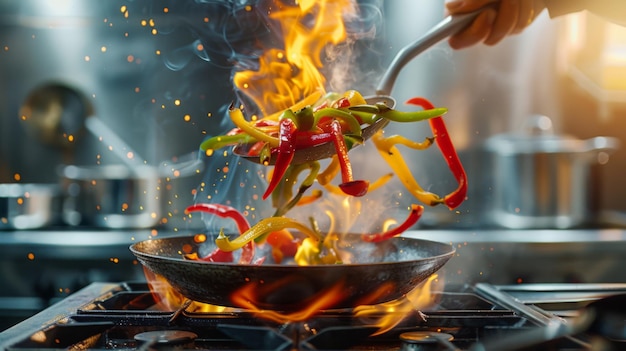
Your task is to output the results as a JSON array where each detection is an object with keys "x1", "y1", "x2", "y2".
[{"x1": 445, "y1": 0, "x2": 546, "y2": 49}]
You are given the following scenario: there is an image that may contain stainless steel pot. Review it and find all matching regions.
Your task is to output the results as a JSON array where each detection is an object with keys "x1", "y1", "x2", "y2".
[
  {"x1": 60, "y1": 164, "x2": 160, "y2": 229},
  {"x1": 484, "y1": 115, "x2": 619, "y2": 229},
  {"x1": 0, "y1": 183, "x2": 62, "y2": 229},
  {"x1": 59, "y1": 152, "x2": 204, "y2": 229}
]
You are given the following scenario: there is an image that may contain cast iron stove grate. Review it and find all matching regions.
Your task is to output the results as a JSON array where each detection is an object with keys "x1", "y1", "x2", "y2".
[{"x1": 1, "y1": 281, "x2": 626, "y2": 350}]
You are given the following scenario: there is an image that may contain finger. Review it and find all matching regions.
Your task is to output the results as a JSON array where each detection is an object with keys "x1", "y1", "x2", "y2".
[
  {"x1": 513, "y1": 0, "x2": 534, "y2": 34},
  {"x1": 448, "y1": 9, "x2": 496, "y2": 49},
  {"x1": 484, "y1": 0, "x2": 519, "y2": 45},
  {"x1": 445, "y1": 0, "x2": 497, "y2": 15}
]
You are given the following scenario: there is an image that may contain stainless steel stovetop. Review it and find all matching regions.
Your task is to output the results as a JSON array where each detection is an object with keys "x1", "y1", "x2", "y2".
[{"x1": 1, "y1": 281, "x2": 626, "y2": 350}]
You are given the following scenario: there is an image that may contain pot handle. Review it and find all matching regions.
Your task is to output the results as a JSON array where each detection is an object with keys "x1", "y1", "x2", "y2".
[
  {"x1": 158, "y1": 150, "x2": 205, "y2": 178},
  {"x1": 584, "y1": 136, "x2": 620, "y2": 154}
]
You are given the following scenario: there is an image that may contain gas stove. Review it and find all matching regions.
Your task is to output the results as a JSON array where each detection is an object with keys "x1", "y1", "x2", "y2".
[{"x1": 1, "y1": 281, "x2": 625, "y2": 350}]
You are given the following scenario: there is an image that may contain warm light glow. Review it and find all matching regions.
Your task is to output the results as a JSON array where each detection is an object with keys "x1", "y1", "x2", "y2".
[{"x1": 564, "y1": 13, "x2": 585, "y2": 52}]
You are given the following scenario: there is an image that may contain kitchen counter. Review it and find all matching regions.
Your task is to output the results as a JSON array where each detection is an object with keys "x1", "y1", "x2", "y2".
[
  {"x1": 2, "y1": 227, "x2": 626, "y2": 247},
  {"x1": 0, "y1": 229, "x2": 626, "y2": 285},
  {"x1": 1, "y1": 227, "x2": 625, "y2": 285}
]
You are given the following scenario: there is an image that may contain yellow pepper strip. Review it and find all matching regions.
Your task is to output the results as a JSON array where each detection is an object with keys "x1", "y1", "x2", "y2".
[
  {"x1": 321, "y1": 183, "x2": 346, "y2": 196},
  {"x1": 294, "y1": 238, "x2": 321, "y2": 265},
  {"x1": 229, "y1": 105, "x2": 279, "y2": 148},
  {"x1": 261, "y1": 90, "x2": 324, "y2": 122},
  {"x1": 215, "y1": 217, "x2": 321, "y2": 252},
  {"x1": 343, "y1": 89, "x2": 367, "y2": 106},
  {"x1": 371, "y1": 131, "x2": 443, "y2": 206},
  {"x1": 316, "y1": 156, "x2": 340, "y2": 185},
  {"x1": 295, "y1": 239, "x2": 340, "y2": 265},
  {"x1": 369, "y1": 173, "x2": 394, "y2": 191},
  {"x1": 295, "y1": 216, "x2": 341, "y2": 265},
  {"x1": 381, "y1": 135, "x2": 435, "y2": 150},
  {"x1": 296, "y1": 189, "x2": 323, "y2": 206}
]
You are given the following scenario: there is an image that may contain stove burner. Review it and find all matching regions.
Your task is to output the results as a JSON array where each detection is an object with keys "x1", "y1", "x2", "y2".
[
  {"x1": 133, "y1": 330, "x2": 198, "y2": 345},
  {"x1": 400, "y1": 331, "x2": 456, "y2": 351},
  {"x1": 5, "y1": 282, "x2": 626, "y2": 350}
]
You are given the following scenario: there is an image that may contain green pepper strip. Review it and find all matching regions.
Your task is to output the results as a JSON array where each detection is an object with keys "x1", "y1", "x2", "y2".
[
  {"x1": 200, "y1": 133, "x2": 254, "y2": 153},
  {"x1": 272, "y1": 161, "x2": 321, "y2": 217},
  {"x1": 270, "y1": 164, "x2": 297, "y2": 211},
  {"x1": 185, "y1": 203, "x2": 254, "y2": 264},
  {"x1": 372, "y1": 131, "x2": 442, "y2": 206},
  {"x1": 362, "y1": 204, "x2": 424, "y2": 242},
  {"x1": 263, "y1": 118, "x2": 296, "y2": 200},
  {"x1": 407, "y1": 97, "x2": 468, "y2": 209},
  {"x1": 286, "y1": 106, "x2": 316, "y2": 131},
  {"x1": 330, "y1": 120, "x2": 369, "y2": 197},
  {"x1": 348, "y1": 105, "x2": 447, "y2": 123},
  {"x1": 380, "y1": 107, "x2": 447, "y2": 122},
  {"x1": 215, "y1": 217, "x2": 321, "y2": 252},
  {"x1": 313, "y1": 108, "x2": 363, "y2": 137}
]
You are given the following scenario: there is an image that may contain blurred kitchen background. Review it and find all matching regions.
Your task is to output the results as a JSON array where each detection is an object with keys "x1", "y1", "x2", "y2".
[{"x1": 0, "y1": 0, "x2": 625, "y2": 331}]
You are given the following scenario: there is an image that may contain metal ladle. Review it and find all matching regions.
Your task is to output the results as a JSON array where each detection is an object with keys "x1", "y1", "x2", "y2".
[{"x1": 233, "y1": 8, "x2": 484, "y2": 165}]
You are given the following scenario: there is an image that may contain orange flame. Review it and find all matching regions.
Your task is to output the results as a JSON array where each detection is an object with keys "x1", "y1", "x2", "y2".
[
  {"x1": 143, "y1": 266, "x2": 234, "y2": 313},
  {"x1": 230, "y1": 277, "x2": 347, "y2": 323},
  {"x1": 353, "y1": 274, "x2": 443, "y2": 335},
  {"x1": 233, "y1": 0, "x2": 356, "y2": 115}
]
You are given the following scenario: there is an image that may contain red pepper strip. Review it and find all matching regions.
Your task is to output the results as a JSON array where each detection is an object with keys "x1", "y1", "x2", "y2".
[
  {"x1": 406, "y1": 97, "x2": 468, "y2": 209},
  {"x1": 330, "y1": 120, "x2": 369, "y2": 197},
  {"x1": 254, "y1": 119, "x2": 278, "y2": 127},
  {"x1": 184, "y1": 204, "x2": 254, "y2": 264},
  {"x1": 294, "y1": 131, "x2": 333, "y2": 148},
  {"x1": 333, "y1": 97, "x2": 351, "y2": 108},
  {"x1": 362, "y1": 204, "x2": 424, "y2": 242},
  {"x1": 266, "y1": 229, "x2": 299, "y2": 264},
  {"x1": 195, "y1": 248, "x2": 234, "y2": 263},
  {"x1": 263, "y1": 118, "x2": 296, "y2": 200},
  {"x1": 245, "y1": 141, "x2": 266, "y2": 156}
]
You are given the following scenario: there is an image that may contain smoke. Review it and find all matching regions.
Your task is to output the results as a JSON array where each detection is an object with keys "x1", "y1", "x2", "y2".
[{"x1": 323, "y1": 1, "x2": 385, "y2": 95}]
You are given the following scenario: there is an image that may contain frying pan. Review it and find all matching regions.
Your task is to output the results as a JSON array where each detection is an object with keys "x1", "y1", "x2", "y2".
[
  {"x1": 130, "y1": 234, "x2": 455, "y2": 311},
  {"x1": 232, "y1": 8, "x2": 484, "y2": 165}
]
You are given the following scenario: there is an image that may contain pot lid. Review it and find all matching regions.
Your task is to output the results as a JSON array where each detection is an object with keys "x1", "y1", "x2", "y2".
[{"x1": 484, "y1": 115, "x2": 618, "y2": 155}]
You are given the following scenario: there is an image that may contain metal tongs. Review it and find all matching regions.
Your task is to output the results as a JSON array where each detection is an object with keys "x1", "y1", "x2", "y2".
[{"x1": 234, "y1": 8, "x2": 485, "y2": 165}]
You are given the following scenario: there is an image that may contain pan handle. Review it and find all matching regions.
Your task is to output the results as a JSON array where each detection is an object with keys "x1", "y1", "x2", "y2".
[{"x1": 375, "y1": 7, "x2": 487, "y2": 96}]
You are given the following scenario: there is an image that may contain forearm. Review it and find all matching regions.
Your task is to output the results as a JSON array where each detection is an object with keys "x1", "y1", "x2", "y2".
[{"x1": 544, "y1": 0, "x2": 626, "y2": 26}]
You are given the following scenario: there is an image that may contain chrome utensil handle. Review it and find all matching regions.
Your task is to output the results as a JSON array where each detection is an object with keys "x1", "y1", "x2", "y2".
[{"x1": 376, "y1": 9, "x2": 484, "y2": 96}]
